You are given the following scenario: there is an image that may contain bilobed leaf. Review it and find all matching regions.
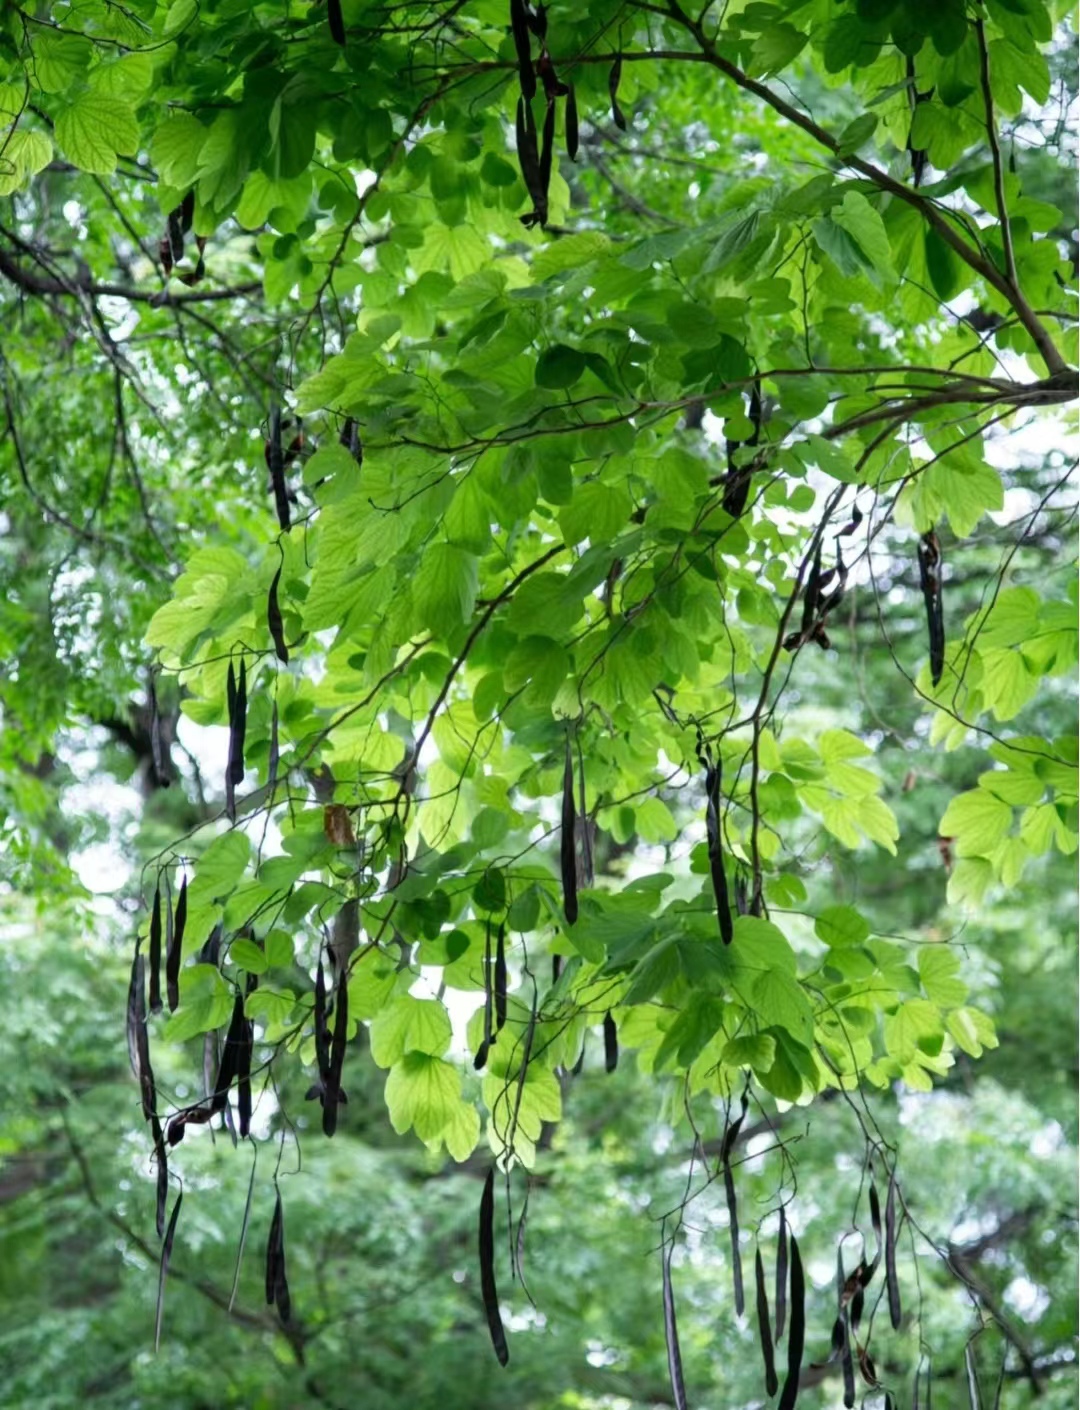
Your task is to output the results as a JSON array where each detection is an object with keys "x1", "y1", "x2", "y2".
[{"x1": 55, "y1": 94, "x2": 139, "y2": 175}]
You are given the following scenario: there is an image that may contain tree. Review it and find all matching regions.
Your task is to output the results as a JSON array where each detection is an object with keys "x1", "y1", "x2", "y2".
[{"x1": 0, "y1": 0, "x2": 1076, "y2": 1406}]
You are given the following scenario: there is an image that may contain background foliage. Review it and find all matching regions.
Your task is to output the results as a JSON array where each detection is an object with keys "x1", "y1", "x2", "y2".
[{"x1": 0, "y1": 0, "x2": 1076, "y2": 1406}]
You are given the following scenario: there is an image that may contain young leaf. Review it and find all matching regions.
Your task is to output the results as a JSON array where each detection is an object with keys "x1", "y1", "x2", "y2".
[{"x1": 479, "y1": 1166, "x2": 510, "y2": 1366}]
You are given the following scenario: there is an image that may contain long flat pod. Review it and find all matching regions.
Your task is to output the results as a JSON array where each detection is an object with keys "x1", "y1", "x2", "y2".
[
  {"x1": 661, "y1": 1240, "x2": 689, "y2": 1410},
  {"x1": 493, "y1": 923, "x2": 507, "y2": 1033},
  {"x1": 236, "y1": 1008, "x2": 253, "y2": 1138},
  {"x1": 152, "y1": 1115, "x2": 167, "y2": 1239},
  {"x1": 560, "y1": 733, "x2": 578, "y2": 924},
  {"x1": 723, "y1": 1156, "x2": 744, "y2": 1315},
  {"x1": 230, "y1": 658, "x2": 247, "y2": 786},
  {"x1": 775, "y1": 1206, "x2": 788, "y2": 1341},
  {"x1": 917, "y1": 531, "x2": 945, "y2": 685},
  {"x1": 266, "y1": 1186, "x2": 292, "y2": 1323},
  {"x1": 479, "y1": 1166, "x2": 509, "y2": 1366},
  {"x1": 566, "y1": 83, "x2": 579, "y2": 161},
  {"x1": 126, "y1": 943, "x2": 143, "y2": 1078},
  {"x1": 165, "y1": 875, "x2": 186, "y2": 1013},
  {"x1": 267, "y1": 564, "x2": 289, "y2": 664},
  {"x1": 885, "y1": 1170, "x2": 902, "y2": 1329},
  {"x1": 323, "y1": 963, "x2": 349, "y2": 1137},
  {"x1": 704, "y1": 750, "x2": 733, "y2": 944},
  {"x1": 608, "y1": 54, "x2": 627, "y2": 130},
  {"x1": 228, "y1": 1147, "x2": 258, "y2": 1314},
  {"x1": 225, "y1": 661, "x2": 238, "y2": 818},
  {"x1": 603, "y1": 1011, "x2": 618, "y2": 1073},
  {"x1": 148, "y1": 677, "x2": 170, "y2": 787},
  {"x1": 148, "y1": 884, "x2": 163, "y2": 1014},
  {"x1": 212, "y1": 993, "x2": 246, "y2": 1112},
  {"x1": 267, "y1": 405, "x2": 291, "y2": 532},
  {"x1": 154, "y1": 1187, "x2": 183, "y2": 1353},
  {"x1": 327, "y1": 0, "x2": 345, "y2": 45},
  {"x1": 965, "y1": 1341, "x2": 982, "y2": 1410},
  {"x1": 509, "y1": 0, "x2": 535, "y2": 99},
  {"x1": 755, "y1": 1247, "x2": 779, "y2": 1396},
  {"x1": 777, "y1": 1235, "x2": 805, "y2": 1410},
  {"x1": 515, "y1": 97, "x2": 542, "y2": 207},
  {"x1": 840, "y1": 1309, "x2": 856, "y2": 1408},
  {"x1": 474, "y1": 923, "x2": 493, "y2": 1070},
  {"x1": 537, "y1": 97, "x2": 555, "y2": 218}
]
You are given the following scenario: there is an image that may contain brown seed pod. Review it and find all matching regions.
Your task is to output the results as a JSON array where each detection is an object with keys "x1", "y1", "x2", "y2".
[
  {"x1": 609, "y1": 55, "x2": 627, "y2": 130},
  {"x1": 327, "y1": 0, "x2": 346, "y2": 45},
  {"x1": 268, "y1": 565, "x2": 289, "y2": 664},
  {"x1": 479, "y1": 1166, "x2": 509, "y2": 1365},
  {"x1": 560, "y1": 734, "x2": 578, "y2": 924},
  {"x1": 662, "y1": 1240, "x2": 688, "y2": 1410},
  {"x1": 566, "y1": 84, "x2": 579, "y2": 162},
  {"x1": 755, "y1": 1247, "x2": 779, "y2": 1396},
  {"x1": 149, "y1": 884, "x2": 163, "y2": 1014},
  {"x1": 510, "y1": 0, "x2": 536, "y2": 100},
  {"x1": 165, "y1": 876, "x2": 186, "y2": 1013},
  {"x1": 154, "y1": 1188, "x2": 183, "y2": 1352}
]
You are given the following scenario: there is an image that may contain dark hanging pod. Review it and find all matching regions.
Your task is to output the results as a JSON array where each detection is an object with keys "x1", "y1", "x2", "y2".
[{"x1": 479, "y1": 1166, "x2": 509, "y2": 1366}]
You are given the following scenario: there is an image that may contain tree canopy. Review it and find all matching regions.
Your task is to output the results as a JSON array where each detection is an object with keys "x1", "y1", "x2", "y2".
[{"x1": 0, "y1": 0, "x2": 1076, "y2": 1406}]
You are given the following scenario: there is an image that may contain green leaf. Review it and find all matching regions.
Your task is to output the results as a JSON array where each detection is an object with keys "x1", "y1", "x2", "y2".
[
  {"x1": 536, "y1": 344, "x2": 586, "y2": 390},
  {"x1": 370, "y1": 996, "x2": 453, "y2": 1068},
  {"x1": 55, "y1": 94, "x2": 139, "y2": 175},
  {"x1": 919, "y1": 948, "x2": 968, "y2": 1006},
  {"x1": 413, "y1": 544, "x2": 478, "y2": 638},
  {"x1": 385, "y1": 1052, "x2": 463, "y2": 1142},
  {"x1": 815, "y1": 905, "x2": 870, "y2": 947},
  {"x1": 751, "y1": 969, "x2": 815, "y2": 1046},
  {"x1": 940, "y1": 788, "x2": 1013, "y2": 857}
]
